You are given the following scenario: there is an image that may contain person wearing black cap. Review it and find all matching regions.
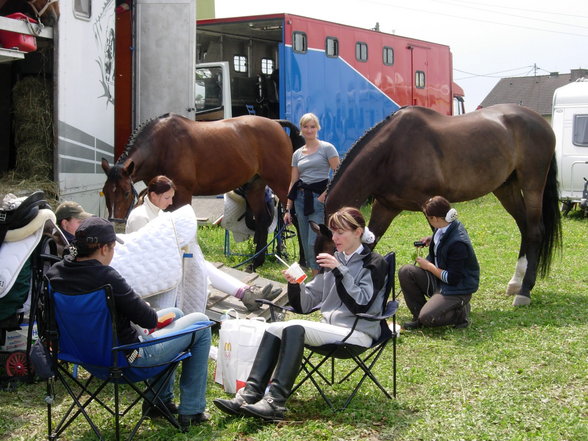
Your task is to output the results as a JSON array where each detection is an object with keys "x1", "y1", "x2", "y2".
[{"x1": 46, "y1": 217, "x2": 212, "y2": 430}]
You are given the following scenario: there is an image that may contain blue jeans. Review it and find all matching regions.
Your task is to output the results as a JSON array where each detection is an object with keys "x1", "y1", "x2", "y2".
[
  {"x1": 132, "y1": 309, "x2": 211, "y2": 415},
  {"x1": 294, "y1": 192, "x2": 325, "y2": 270}
]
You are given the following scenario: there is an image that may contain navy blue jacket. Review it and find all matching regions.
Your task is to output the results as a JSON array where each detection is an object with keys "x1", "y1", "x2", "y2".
[{"x1": 427, "y1": 220, "x2": 480, "y2": 295}]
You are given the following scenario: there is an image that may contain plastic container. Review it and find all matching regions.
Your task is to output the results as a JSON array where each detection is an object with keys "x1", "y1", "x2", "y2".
[{"x1": 0, "y1": 13, "x2": 38, "y2": 52}]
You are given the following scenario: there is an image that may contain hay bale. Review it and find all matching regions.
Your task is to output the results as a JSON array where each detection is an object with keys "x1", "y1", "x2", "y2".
[
  {"x1": 0, "y1": 172, "x2": 59, "y2": 209},
  {"x1": 12, "y1": 76, "x2": 53, "y2": 180}
]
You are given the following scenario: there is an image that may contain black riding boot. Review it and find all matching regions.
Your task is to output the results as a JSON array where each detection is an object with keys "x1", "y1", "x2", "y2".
[
  {"x1": 240, "y1": 325, "x2": 305, "y2": 421},
  {"x1": 213, "y1": 331, "x2": 281, "y2": 416}
]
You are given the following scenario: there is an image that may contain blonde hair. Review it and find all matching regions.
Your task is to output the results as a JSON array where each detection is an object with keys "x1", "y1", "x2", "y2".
[
  {"x1": 328, "y1": 206, "x2": 365, "y2": 232},
  {"x1": 299, "y1": 112, "x2": 321, "y2": 131}
]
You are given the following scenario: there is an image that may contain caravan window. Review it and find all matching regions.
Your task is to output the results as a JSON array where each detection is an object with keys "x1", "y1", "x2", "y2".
[{"x1": 573, "y1": 115, "x2": 588, "y2": 147}]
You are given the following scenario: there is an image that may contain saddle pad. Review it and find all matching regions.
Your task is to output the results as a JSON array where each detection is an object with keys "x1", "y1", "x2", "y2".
[
  {"x1": 177, "y1": 238, "x2": 209, "y2": 314},
  {"x1": 0, "y1": 212, "x2": 53, "y2": 298},
  {"x1": 111, "y1": 205, "x2": 197, "y2": 300},
  {"x1": 221, "y1": 193, "x2": 278, "y2": 242}
]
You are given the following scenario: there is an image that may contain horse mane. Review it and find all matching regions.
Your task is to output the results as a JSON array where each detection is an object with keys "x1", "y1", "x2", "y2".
[
  {"x1": 116, "y1": 114, "x2": 171, "y2": 165},
  {"x1": 327, "y1": 108, "x2": 403, "y2": 193}
]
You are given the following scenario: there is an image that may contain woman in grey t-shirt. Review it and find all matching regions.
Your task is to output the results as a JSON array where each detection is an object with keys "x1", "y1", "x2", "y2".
[{"x1": 284, "y1": 113, "x2": 339, "y2": 275}]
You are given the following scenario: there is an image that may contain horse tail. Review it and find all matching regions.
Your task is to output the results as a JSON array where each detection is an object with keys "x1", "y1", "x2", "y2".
[
  {"x1": 538, "y1": 155, "x2": 562, "y2": 277},
  {"x1": 276, "y1": 119, "x2": 305, "y2": 151}
]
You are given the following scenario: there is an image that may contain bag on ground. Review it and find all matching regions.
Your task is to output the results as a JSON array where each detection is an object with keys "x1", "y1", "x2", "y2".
[{"x1": 215, "y1": 311, "x2": 268, "y2": 394}]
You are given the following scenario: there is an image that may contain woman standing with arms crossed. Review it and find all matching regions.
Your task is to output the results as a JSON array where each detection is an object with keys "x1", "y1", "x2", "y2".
[{"x1": 283, "y1": 113, "x2": 339, "y2": 276}]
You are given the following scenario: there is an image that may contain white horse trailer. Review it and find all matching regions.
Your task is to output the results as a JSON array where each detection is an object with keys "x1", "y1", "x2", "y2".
[
  {"x1": 552, "y1": 79, "x2": 588, "y2": 213},
  {"x1": 1, "y1": 0, "x2": 209, "y2": 214}
]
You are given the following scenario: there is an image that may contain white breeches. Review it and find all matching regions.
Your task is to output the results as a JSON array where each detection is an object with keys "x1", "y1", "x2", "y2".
[
  {"x1": 266, "y1": 319, "x2": 372, "y2": 348},
  {"x1": 205, "y1": 261, "x2": 247, "y2": 296}
]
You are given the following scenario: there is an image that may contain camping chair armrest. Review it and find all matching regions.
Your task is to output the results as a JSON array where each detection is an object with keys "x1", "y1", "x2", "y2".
[
  {"x1": 255, "y1": 299, "x2": 322, "y2": 314},
  {"x1": 113, "y1": 320, "x2": 214, "y2": 352},
  {"x1": 255, "y1": 298, "x2": 296, "y2": 312},
  {"x1": 355, "y1": 300, "x2": 399, "y2": 321}
]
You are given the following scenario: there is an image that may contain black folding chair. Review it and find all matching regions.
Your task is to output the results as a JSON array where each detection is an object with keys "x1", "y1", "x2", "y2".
[
  {"x1": 40, "y1": 281, "x2": 214, "y2": 441},
  {"x1": 260, "y1": 252, "x2": 398, "y2": 411}
]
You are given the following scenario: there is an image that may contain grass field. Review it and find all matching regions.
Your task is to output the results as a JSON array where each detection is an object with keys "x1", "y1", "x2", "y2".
[{"x1": 1, "y1": 194, "x2": 586, "y2": 441}]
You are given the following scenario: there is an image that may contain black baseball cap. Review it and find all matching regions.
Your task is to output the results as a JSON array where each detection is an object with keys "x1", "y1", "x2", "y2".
[{"x1": 75, "y1": 217, "x2": 124, "y2": 245}]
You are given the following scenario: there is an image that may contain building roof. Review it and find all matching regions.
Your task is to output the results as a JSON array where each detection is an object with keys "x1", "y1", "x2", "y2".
[{"x1": 479, "y1": 69, "x2": 588, "y2": 116}]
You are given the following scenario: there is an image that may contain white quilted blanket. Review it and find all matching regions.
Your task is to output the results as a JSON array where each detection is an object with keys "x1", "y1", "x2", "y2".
[
  {"x1": 110, "y1": 205, "x2": 209, "y2": 313},
  {"x1": 221, "y1": 192, "x2": 278, "y2": 242},
  {"x1": 0, "y1": 209, "x2": 56, "y2": 298}
]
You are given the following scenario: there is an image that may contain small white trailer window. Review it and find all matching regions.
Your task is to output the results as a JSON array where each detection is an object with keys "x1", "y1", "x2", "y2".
[
  {"x1": 73, "y1": 0, "x2": 91, "y2": 19},
  {"x1": 573, "y1": 115, "x2": 588, "y2": 147}
]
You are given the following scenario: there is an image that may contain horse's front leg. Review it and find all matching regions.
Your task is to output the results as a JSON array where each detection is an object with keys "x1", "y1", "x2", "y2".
[
  {"x1": 246, "y1": 180, "x2": 272, "y2": 271},
  {"x1": 368, "y1": 200, "x2": 401, "y2": 248}
]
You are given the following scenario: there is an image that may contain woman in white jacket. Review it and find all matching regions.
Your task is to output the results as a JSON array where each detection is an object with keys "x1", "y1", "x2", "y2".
[{"x1": 126, "y1": 175, "x2": 280, "y2": 311}]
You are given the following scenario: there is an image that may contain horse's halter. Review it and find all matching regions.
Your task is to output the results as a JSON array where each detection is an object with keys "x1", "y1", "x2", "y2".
[{"x1": 108, "y1": 180, "x2": 139, "y2": 224}]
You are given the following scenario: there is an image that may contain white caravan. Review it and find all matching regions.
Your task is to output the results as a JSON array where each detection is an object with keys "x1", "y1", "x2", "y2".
[{"x1": 551, "y1": 79, "x2": 588, "y2": 212}]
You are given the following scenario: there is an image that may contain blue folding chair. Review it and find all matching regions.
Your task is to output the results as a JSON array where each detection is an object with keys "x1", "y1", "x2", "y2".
[
  {"x1": 259, "y1": 252, "x2": 398, "y2": 411},
  {"x1": 42, "y1": 281, "x2": 213, "y2": 441}
]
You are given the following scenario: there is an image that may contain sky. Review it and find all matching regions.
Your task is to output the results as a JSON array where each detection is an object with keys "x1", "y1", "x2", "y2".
[{"x1": 214, "y1": 0, "x2": 588, "y2": 112}]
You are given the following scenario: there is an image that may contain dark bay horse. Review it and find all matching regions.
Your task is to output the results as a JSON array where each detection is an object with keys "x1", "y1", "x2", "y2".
[
  {"x1": 325, "y1": 104, "x2": 562, "y2": 305},
  {"x1": 101, "y1": 113, "x2": 294, "y2": 269}
]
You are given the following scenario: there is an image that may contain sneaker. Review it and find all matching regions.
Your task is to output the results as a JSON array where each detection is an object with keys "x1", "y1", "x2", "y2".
[
  {"x1": 141, "y1": 399, "x2": 178, "y2": 419},
  {"x1": 178, "y1": 412, "x2": 210, "y2": 431},
  {"x1": 401, "y1": 320, "x2": 422, "y2": 330}
]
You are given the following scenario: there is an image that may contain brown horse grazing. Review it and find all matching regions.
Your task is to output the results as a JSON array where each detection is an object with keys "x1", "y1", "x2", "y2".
[
  {"x1": 101, "y1": 113, "x2": 294, "y2": 269},
  {"x1": 325, "y1": 104, "x2": 562, "y2": 306}
]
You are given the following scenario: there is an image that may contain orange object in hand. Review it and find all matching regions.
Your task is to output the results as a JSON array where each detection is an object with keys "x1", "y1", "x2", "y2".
[
  {"x1": 144, "y1": 312, "x2": 176, "y2": 335},
  {"x1": 156, "y1": 312, "x2": 175, "y2": 329}
]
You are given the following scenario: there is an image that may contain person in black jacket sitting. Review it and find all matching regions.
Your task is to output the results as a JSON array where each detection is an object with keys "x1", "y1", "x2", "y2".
[
  {"x1": 399, "y1": 196, "x2": 480, "y2": 329},
  {"x1": 46, "y1": 217, "x2": 211, "y2": 431}
]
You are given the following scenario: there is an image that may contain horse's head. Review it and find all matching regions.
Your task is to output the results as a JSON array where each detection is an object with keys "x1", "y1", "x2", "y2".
[
  {"x1": 101, "y1": 158, "x2": 137, "y2": 224},
  {"x1": 310, "y1": 221, "x2": 335, "y2": 257}
]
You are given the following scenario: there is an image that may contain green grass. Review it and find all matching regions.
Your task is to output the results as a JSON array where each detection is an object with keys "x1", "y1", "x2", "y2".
[{"x1": 1, "y1": 194, "x2": 587, "y2": 440}]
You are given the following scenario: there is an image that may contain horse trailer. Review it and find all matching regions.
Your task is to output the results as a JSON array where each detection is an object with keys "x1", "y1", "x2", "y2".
[
  {"x1": 195, "y1": 13, "x2": 464, "y2": 155},
  {"x1": 1, "y1": 2, "x2": 463, "y2": 213},
  {"x1": 552, "y1": 78, "x2": 588, "y2": 213}
]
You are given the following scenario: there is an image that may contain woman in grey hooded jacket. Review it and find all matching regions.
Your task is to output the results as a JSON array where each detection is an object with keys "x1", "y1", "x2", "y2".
[{"x1": 214, "y1": 207, "x2": 388, "y2": 422}]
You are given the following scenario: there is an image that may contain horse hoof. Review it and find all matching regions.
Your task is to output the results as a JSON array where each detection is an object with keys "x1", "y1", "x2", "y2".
[
  {"x1": 505, "y1": 282, "x2": 521, "y2": 296},
  {"x1": 512, "y1": 295, "x2": 531, "y2": 307}
]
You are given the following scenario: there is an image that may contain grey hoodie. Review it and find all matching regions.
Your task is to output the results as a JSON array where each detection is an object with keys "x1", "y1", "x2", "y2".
[{"x1": 287, "y1": 247, "x2": 388, "y2": 341}]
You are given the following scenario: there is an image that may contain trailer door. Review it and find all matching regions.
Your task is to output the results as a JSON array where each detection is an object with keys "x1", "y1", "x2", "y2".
[
  {"x1": 408, "y1": 44, "x2": 429, "y2": 107},
  {"x1": 134, "y1": 0, "x2": 196, "y2": 124}
]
